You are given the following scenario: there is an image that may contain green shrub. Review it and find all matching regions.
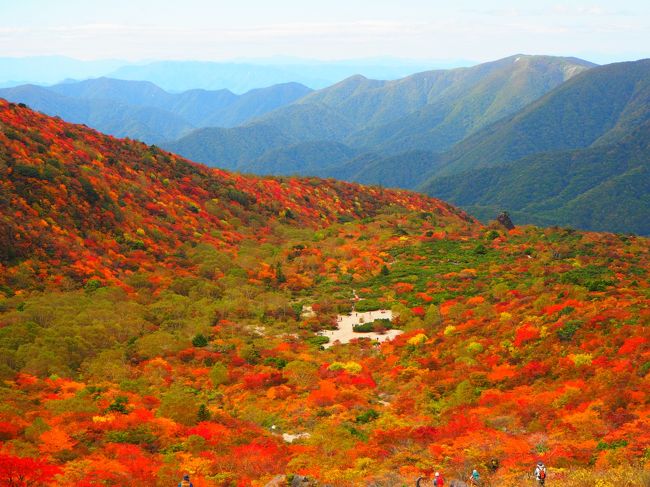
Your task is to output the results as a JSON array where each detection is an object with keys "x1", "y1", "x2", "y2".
[
  {"x1": 557, "y1": 320, "x2": 582, "y2": 342},
  {"x1": 192, "y1": 334, "x2": 209, "y2": 348},
  {"x1": 307, "y1": 335, "x2": 329, "y2": 346},
  {"x1": 356, "y1": 409, "x2": 379, "y2": 423}
]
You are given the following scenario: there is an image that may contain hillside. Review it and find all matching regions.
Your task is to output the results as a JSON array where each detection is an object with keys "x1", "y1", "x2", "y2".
[
  {"x1": 164, "y1": 55, "x2": 592, "y2": 174},
  {"x1": 202, "y1": 82, "x2": 313, "y2": 127},
  {"x1": 0, "y1": 100, "x2": 649, "y2": 486},
  {"x1": 297, "y1": 55, "x2": 591, "y2": 137},
  {"x1": 421, "y1": 120, "x2": 650, "y2": 235},
  {"x1": 240, "y1": 141, "x2": 359, "y2": 176},
  {"x1": 0, "y1": 78, "x2": 312, "y2": 144},
  {"x1": 338, "y1": 55, "x2": 594, "y2": 153},
  {"x1": 0, "y1": 84, "x2": 195, "y2": 143},
  {"x1": 334, "y1": 60, "x2": 650, "y2": 191},
  {"x1": 0, "y1": 98, "x2": 469, "y2": 287},
  {"x1": 432, "y1": 59, "x2": 650, "y2": 176},
  {"x1": 319, "y1": 150, "x2": 441, "y2": 189},
  {"x1": 165, "y1": 103, "x2": 359, "y2": 168},
  {"x1": 305, "y1": 59, "x2": 650, "y2": 235},
  {"x1": 163, "y1": 123, "x2": 297, "y2": 170}
]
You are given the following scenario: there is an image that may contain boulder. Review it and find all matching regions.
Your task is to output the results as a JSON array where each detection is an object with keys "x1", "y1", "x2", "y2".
[{"x1": 496, "y1": 211, "x2": 515, "y2": 230}]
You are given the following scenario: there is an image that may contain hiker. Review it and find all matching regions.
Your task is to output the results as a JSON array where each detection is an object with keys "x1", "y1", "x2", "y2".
[
  {"x1": 178, "y1": 474, "x2": 193, "y2": 487},
  {"x1": 534, "y1": 461, "x2": 547, "y2": 485},
  {"x1": 489, "y1": 458, "x2": 499, "y2": 472},
  {"x1": 433, "y1": 471, "x2": 445, "y2": 486},
  {"x1": 468, "y1": 469, "x2": 480, "y2": 485}
]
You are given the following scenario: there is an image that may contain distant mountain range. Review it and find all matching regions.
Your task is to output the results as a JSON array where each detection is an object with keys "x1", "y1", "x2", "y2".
[
  {"x1": 2, "y1": 54, "x2": 648, "y2": 235},
  {"x1": 0, "y1": 56, "x2": 453, "y2": 92},
  {"x1": 418, "y1": 60, "x2": 650, "y2": 235},
  {"x1": 0, "y1": 79, "x2": 311, "y2": 144},
  {"x1": 165, "y1": 55, "x2": 594, "y2": 168},
  {"x1": 107, "y1": 59, "x2": 455, "y2": 93},
  {"x1": 0, "y1": 56, "x2": 126, "y2": 86},
  {"x1": 163, "y1": 55, "x2": 649, "y2": 235}
]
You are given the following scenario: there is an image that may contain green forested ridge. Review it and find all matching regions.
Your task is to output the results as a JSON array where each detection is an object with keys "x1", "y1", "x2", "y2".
[
  {"x1": 301, "y1": 55, "x2": 592, "y2": 143},
  {"x1": 430, "y1": 59, "x2": 650, "y2": 177},
  {"x1": 0, "y1": 78, "x2": 312, "y2": 143},
  {"x1": 0, "y1": 84, "x2": 196, "y2": 144},
  {"x1": 163, "y1": 123, "x2": 297, "y2": 170},
  {"x1": 320, "y1": 151, "x2": 442, "y2": 189},
  {"x1": 345, "y1": 55, "x2": 594, "y2": 154},
  {"x1": 311, "y1": 59, "x2": 650, "y2": 235},
  {"x1": 164, "y1": 55, "x2": 591, "y2": 171},
  {"x1": 423, "y1": 119, "x2": 650, "y2": 234},
  {"x1": 164, "y1": 105, "x2": 358, "y2": 168},
  {"x1": 240, "y1": 141, "x2": 359, "y2": 176},
  {"x1": 252, "y1": 102, "x2": 356, "y2": 142}
]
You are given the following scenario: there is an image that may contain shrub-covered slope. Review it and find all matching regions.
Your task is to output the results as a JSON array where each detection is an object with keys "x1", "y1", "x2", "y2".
[
  {"x1": 0, "y1": 98, "x2": 469, "y2": 288},
  {"x1": 0, "y1": 100, "x2": 648, "y2": 487}
]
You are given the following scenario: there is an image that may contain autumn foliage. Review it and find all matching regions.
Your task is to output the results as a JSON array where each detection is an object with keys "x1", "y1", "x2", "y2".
[{"x1": 0, "y1": 100, "x2": 648, "y2": 486}]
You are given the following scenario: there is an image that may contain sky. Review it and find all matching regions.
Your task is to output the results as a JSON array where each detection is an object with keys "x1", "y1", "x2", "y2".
[{"x1": 0, "y1": 0, "x2": 649, "y2": 64}]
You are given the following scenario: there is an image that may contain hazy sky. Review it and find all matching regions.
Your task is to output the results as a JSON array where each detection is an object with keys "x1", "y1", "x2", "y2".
[{"x1": 1, "y1": 0, "x2": 648, "y2": 63}]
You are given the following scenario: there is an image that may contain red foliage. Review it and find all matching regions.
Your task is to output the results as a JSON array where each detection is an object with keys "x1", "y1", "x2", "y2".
[
  {"x1": 394, "y1": 282, "x2": 415, "y2": 294},
  {"x1": 0, "y1": 422, "x2": 20, "y2": 441},
  {"x1": 242, "y1": 372, "x2": 285, "y2": 389},
  {"x1": 0, "y1": 454, "x2": 61, "y2": 486},
  {"x1": 411, "y1": 306, "x2": 425, "y2": 316},
  {"x1": 514, "y1": 324, "x2": 540, "y2": 347},
  {"x1": 618, "y1": 336, "x2": 647, "y2": 355}
]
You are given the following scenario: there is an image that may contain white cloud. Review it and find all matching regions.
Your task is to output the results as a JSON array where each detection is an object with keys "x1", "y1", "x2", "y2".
[{"x1": 0, "y1": 11, "x2": 647, "y2": 62}]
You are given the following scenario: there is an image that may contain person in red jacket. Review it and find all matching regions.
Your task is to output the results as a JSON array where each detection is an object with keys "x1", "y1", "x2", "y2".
[{"x1": 433, "y1": 471, "x2": 444, "y2": 486}]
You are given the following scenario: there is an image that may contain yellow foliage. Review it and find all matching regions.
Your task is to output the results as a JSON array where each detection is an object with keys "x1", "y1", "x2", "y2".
[
  {"x1": 408, "y1": 333, "x2": 428, "y2": 345},
  {"x1": 571, "y1": 353, "x2": 593, "y2": 367},
  {"x1": 328, "y1": 361, "x2": 363, "y2": 374},
  {"x1": 91, "y1": 414, "x2": 115, "y2": 423}
]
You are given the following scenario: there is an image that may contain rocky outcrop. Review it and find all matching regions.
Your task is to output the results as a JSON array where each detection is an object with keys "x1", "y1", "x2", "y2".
[{"x1": 496, "y1": 211, "x2": 515, "y2": 230}]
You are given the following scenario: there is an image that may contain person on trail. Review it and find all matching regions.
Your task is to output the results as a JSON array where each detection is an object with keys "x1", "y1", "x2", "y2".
[
  {"x1": 489, "y1": 458, "x2": 499, "y2": 473},
  {"x1": 468, "y1": 469, "x2": 480, "y2": 485},
  {"x1": 433, "y1": 471, "x2": 444, "y2": 486},
  {"x1": 178, "y1": 474, "x2": 193, "y2": 487},
  {"x1": 534, "y1": 461, "x2": 547, "y2": 485}
]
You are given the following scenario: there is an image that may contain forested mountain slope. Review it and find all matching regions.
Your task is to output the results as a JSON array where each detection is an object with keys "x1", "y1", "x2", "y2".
[
  {"x1": 0, "y1": 79, "x2": 312, "y2": 143},
  {"x1": 432, "y1": 59, "x2": 650, "y2": 176},
  {"x1": 304, "y1": 59, "x2": 650, "y2": 234},
  {"x1": 422, "y1": 120, "x2": 650, "y2": 235},
  {"x1": 165, "y1": 55, "x2": 592, "y2": 170},
  {"x1": 0, "y1": 84, "x2": 195, "y2": 143}
]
